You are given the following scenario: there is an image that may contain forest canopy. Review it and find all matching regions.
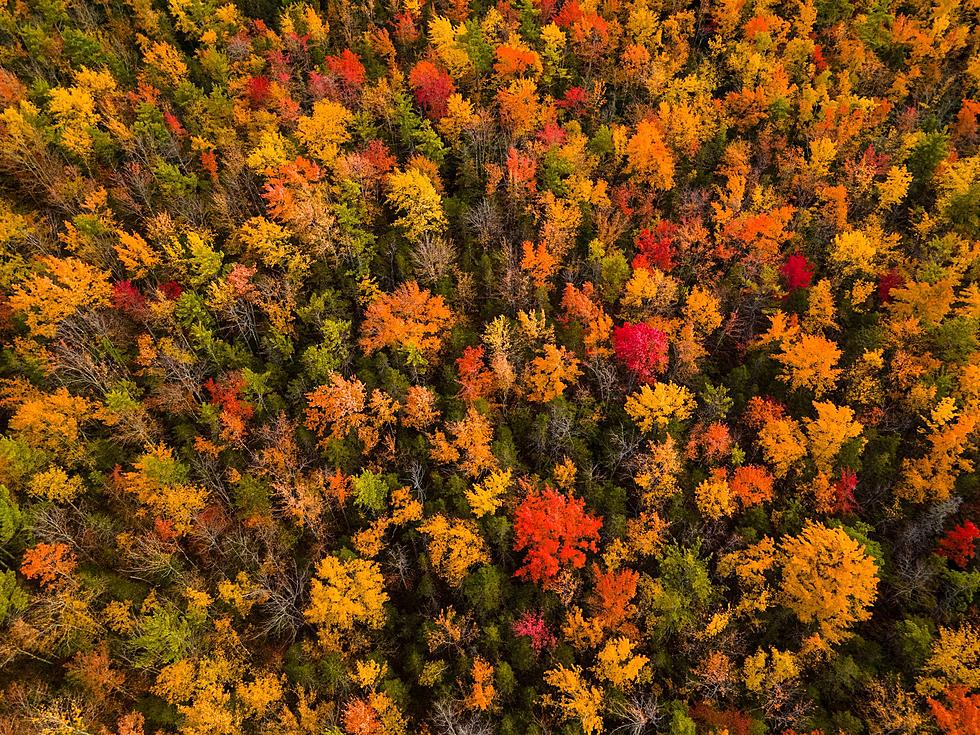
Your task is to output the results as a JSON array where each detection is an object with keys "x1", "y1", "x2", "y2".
[{"x1": 0, "y1": 0, "x2": 979, "y2": 733}]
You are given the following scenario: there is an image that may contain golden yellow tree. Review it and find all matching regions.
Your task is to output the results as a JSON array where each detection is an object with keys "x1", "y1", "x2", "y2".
[
  {"x1": 779, "y1": 522, "x2": 878, "y2": 643},
  {"x1": 418, "y1": 514, "x2": 490, "y2": 587}
]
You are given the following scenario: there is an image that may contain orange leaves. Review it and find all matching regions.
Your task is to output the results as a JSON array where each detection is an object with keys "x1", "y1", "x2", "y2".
[
  {"x1": 561, "y1": 282, "x2": 613, "y2": 357},
  {"x1": 625, "y1": 120, "x2": 675, "y2": 191},
  {"x1": 521, "y1": 240, "x2": 558, "y2": 289},
  {"x1": 929, "y1": 687, "x2": 980, "y2": 735},
  {"x1": 9, "y1": 255, "x2": 113, "y2": 339},
  {"x1": 779, "y1": 522, "x2": 878, "y2": 644},
  {"x1": 524, "y1": 344, "x2": 581, "y2": 402},
  {"x1": 305, "y1": 374, "x2": 368, "y2": 444},
  {"x1": 513, "y1": 486, "x2": 602, "y2": 584},
  {"x1": 589, "y1": 565, "x2": 639, "y2": 631},
  {"x1": 359, "y1": 281, "x2": 453, "y2": 363},
  {"x1": 21, "y1": 542, "x2": 76, "y2": 588}
]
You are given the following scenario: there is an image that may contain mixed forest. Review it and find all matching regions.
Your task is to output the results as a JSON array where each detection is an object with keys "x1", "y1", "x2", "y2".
[{"x1": 1, "y1": 0, "x2": 980, "y2": 732}]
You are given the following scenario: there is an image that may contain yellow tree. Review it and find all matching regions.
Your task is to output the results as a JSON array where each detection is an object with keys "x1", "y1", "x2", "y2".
[
  {"x1": 779, "y1": 522, "x2": 878, "y2": 643},
  {"x1": 386, "y1": 169, "x2": 447, "y2": 242},
  {"x1": 9, "y1": 255, "x2": 113, "y2": 339},
  {"x1": 305, "y1": 556, "x2": 388, "y2": 640},
  {"x1": 418, "y1": 514, "x2": 490, "y2": 587},
  {"x1": 543, "y1": 665, "x2": 604, "y2": 735}
]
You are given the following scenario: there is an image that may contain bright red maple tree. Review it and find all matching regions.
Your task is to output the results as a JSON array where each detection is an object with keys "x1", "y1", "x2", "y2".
[
  {"x1": 513, "y1": 486, "x2": 602, "y2": 583},
  {"x1": 612, "y1": 322, "x2": 669, "y2": 383},
  {"x1": 936, "y1": 520, "x2": 980, "y2": 568},
  {"x1": 780, "y1": 252, "x2": 814, "y2": 292}
]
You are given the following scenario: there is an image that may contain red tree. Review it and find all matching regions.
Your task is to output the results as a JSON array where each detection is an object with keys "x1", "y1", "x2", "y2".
[
  {"x1": 780, "y1": 252, "x2": 814, "y2": 291},
  {"x1": 936, "y1": 521, "x2": 980, "y2": 568},
  {"x1": 632, "y1": 222, "x2": 676, "y2": 271},
  {"x1": 408, "y1": 61, "x2": 455, "y2": 119},
  {"x1": 513, "y1": 486, "x2": 602, "y2": 583},
  {"x1": 612, "y1": 323, "x2": 669, "y2": 383},
  {"x1": 512, "y1": 611, "x2": 557, "y2": 652}
]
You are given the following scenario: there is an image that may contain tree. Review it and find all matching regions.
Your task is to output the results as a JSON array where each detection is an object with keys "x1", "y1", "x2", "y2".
[
  {"x1": 513, "y1": 486, "x2": 603, "y2": 584},
  {"x1": 776, "y1": 334, "x2": 842, "y2": 396},
  {"x1": 524, "y1": 344, "x2": 581, "y2": 402},
  {"x1": 359, "y1": 281, "x2": 454, "y2": 362},
  {"x1": 779, "y1": 522, "x2": 879, "y2": 643},
  {"x1": 386, "y1": 169, "x2": 447, "y2": 242},
  {"x1": 409, "y1": 61, "x2": 455, "y2": 118},
  {"x1": 625, "y1": 120, "x2": 675, "y2": 191},
  {"x1": 625, "y1": 382, "x2": 696, "y2": 432},
  {"x1": 928, "y1": 686, "x2": 980, "y2": 735},
  {"x1": 612, "y1": 323, "x2": 669, "y2": 382},
  {"x1": 594, "y1": 636, "x2": 648, "y2": 688},
  {"x1": 419, "y1": 515, "x2": 490, "y2": 587},
  {"x1": 304, "y1": 556, "x2": 388, "y2": 638},
  {"x1": 936, "y1": 521, "x2": 980, "y2": 568},
  {"x1": 543, "y1": 664, "x2": 604, "y2": 735}
]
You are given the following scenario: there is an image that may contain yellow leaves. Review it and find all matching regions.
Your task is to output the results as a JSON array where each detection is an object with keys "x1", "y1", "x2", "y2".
[
  {"x1": 625, "y1": 382, "x2": 696, "y2": 432},
  {"x1": 428, "y1": 16, "x2": 473, "y2": 78},
  {"x1": 758, "y1": 415, "x2": 807, "y2": 478},
  {"x1": 805, "y1": 401, "x2": 864, "y2": 472},
  {"x1": 621, "y1": 267, "x2": 679, "y2": 316},
  {"x1": 438, "y1": 93, "x2": 479, "y2": 143},
  {"x1": 305, "y1": 555, "x2": 388, "y2": 635},
  {"x1": 236, "y1": 672, "x2": 284, "y2": 717},
  {"x1": 296, "y1": 99, "x2": 352, "y2": 162},
  {"x1": 47, "y1": 86, "x2": 98, "y2": 157},
  {"x1": 238, "y1": 216, "x2": 306, "y2": 274},
  {"x1": 386, "y1": 169, "x2": 447, "y2": 243},
  {"x1": 9, "y1": 256, "x2": 113, "y2": 339},
  {"x1": 115, "y1": 230, "x2": 160, "y2": 278},
  {"x1": 419, "y1": 514, "x2": 490, "y2": 587},
  {"x1": 695, "y1": 468, "x2": 734, "y2": 520},
  {"x1": 779, "y1": 521, "x2": 878, "y2": 644},
  {"x1": 917, "y1": 624, "x2": 980, "y2": 695},
  {"x1": 829, "y1": 228, "x2": 880, "y2": 275},
  {"x1": 466, "y1": 467, "x2": 511, "y2": 518},
  {"x1": 246, "y1": 129, "x2": 293, "y2": 173},
  {"x1": 543, "y1": 664, "x2": 604, "y2": 735},
  {"x1": 878, "y1": 165, "x2": 912, "y2": 207},
  {"x1": 121, "y1": 444, "x2": 208, "y2": 534},
  {"x1": 355, "y1": 659, "x2": 387, "y2": 688},
  {"x1": 524, "y1": 344, "x2": 581, "y2": 403},
  {"x1": 775, "y1": 333, "x2": 842, "y2": 396},
  {"x1": 594, "y1": 636, "x2": 648, "y2": 688},
  {"x1": 8, "y1": 387, "x2": 94, "y2": 454},
  {"x1": 142, "y1": 39, "x2": 188, "y2": 85},
  {"x1": 743, "y1": 648, "x2": 799, "y2": 693},
  {"x1": 625, "y1": 120, "x2": 676, "y2": 191},
  {"x1": 684, "y1": 285, "x2": 723, "y2": 335},
  {"x1": 28, "y1": 466, "x2": 84, "y2": 503}
]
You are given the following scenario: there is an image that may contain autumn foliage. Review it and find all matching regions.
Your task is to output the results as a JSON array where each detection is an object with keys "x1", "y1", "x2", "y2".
[{"x1": 0, "y1": 0, "x2": 977, "y2": 733}]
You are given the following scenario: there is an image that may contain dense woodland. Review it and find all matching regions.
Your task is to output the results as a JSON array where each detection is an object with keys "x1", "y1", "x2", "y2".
[{"x1": 0, "y1": 0, "x2": 980, "y2": 732}]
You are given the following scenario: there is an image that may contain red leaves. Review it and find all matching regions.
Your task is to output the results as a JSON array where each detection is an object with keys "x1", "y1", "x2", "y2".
[
  {"x1": 245, "y1": 75, "x2": 272, "y2": 107},
  {"x1": 513, "y1": 486, "x2": 602, "y2": 583},
  {"x1": 936, "y1": 520, "x2": 980, "y2": 568},
  {"x1": 326, "y1": 49, "x2": 367, "y2": 88},
  {"x1": 780, "y1": 252, "x2": 814, "y2": 292},
  {"x1": 612, "y1": 322, "x2": 669, "y2": 383},
  {"x1": 456, "y1": 345, "x2": 495, "y2": 404},
  {"x1": 632, "y1": 222, "x2": 676, "y2": 271},
  {"x1": 512, "y1": 610, "x2": 557, "y2": 652},
  {"x1": 409, "y1": 61, "x2": 455, "y2": 119},
  {"x1": 832, "y1": 469, "x2": 859, "y2": 514},
  {"x1": 112, "y1": 281, "x2": 146, "y2": 314},
  {"x1": 877, "y1": 268, "x2": 905, "y2": 303}
]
